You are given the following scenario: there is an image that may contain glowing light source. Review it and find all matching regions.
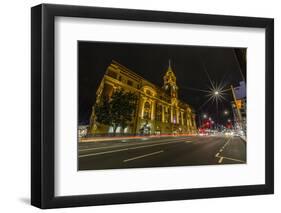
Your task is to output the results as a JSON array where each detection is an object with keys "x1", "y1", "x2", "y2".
[
  {"x1": 197, "y1": 81, "x2": 228, "y2": 111},
  {"x1": 183, "y1": 66, "x2": 229, "y2": 111}
]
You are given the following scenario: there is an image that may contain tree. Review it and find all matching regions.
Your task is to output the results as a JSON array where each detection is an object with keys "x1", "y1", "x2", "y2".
[
  {"x1": 94, "y1": 89, "x2": 137, "y2": 134},
  {"x1": 94, "y1": 95, "x2": 111, "y2": 125}
]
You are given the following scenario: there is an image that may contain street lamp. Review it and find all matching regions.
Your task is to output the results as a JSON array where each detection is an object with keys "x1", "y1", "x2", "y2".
[
  {"x1": 214, "y1": 90, "x2": 219, "y2": 96},
  {"x1": 224, "y1": 110, "x2": 228, "y2": 115},
  {"x1": 203, "y1": 114, "x2": 207, "y2": 119}
]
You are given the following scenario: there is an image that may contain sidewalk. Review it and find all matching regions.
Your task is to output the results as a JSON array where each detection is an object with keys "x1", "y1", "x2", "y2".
[{"x1": 239, "y1": 135, "x2": 247, "y2": 142}]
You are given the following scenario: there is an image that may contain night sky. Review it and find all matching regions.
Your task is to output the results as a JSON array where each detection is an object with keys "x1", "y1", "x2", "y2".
[{"x1": 78, "y1": 41, "x2": 246, "y2": 125}]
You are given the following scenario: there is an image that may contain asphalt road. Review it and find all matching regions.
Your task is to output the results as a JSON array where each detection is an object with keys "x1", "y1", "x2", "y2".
[{"x1": 78, "y1": 135, "x2": 246, "y2": 170}]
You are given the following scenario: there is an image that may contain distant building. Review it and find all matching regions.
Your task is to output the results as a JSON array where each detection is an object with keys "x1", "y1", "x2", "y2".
[
  {"x1": 231, "y1": 81, "x2": 246, "y2": 135},
  {"x1": 89, "y1": 60, "x2": 197, "y2": 135}
]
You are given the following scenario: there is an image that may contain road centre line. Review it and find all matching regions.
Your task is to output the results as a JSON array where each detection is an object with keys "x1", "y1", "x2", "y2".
[
  {"x1": 214, "y1": 137, "x2": 232, "y2": 157},
  {"x1": 215, "y1": 137, "x2": 245, "y2": 163},
  {"x1": 79, "y1": 140, "x2": 187, "y2": 158},
  {"x1": 123, "y1": 150, "x2": 164, "y2": 162},
  {"x1": 79, "y1": 137, "x2": 190, "y2": 152},
  {"x1": 222, "y1": 137, "x2": 232, "y2": 149}
]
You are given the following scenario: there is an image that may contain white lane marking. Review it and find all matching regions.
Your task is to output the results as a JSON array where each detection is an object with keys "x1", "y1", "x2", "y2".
[
  {"x1": 185, "y1": 141, "x2": 192, "y2": 143},
  {"x1": 221, "y1": 137, "x2": 232, "y2": 150},
  {"x1": 219, "y1": 156, "x2": 245, "y2": 163},
  {"x1": 141, "y1": 138, "x2": 149, "y2": 140},
  {"x1": 79, "y1": 140, "x2": 184, "y2": 158},
  {"x1": 79, "y1": 137, "x2": 187, "y2": 152},
  {"x1": 129, "y1": 140, "x2": 185, "y2": 150},
  {"x1": 79, "y1": 148, "x2": 128, "y2": 158},
  {"x1": 214, "y1": 137, "x2": 232, "y2": 158},
  {"x1": 215, "y1": 152, "x2": 245, "y2": 163},
  {"x1": 123, "y1": 150, "x2": 164, "y2": 162},
  {"x1": 215, "y1": 148, "x2": 246, "y2": 164},
  {"x1": 218, "y1": 157, "x2": 224, "y2": 163},
  {"x1": 214, "y1": 137, "x2": 246, "y2": 163}
]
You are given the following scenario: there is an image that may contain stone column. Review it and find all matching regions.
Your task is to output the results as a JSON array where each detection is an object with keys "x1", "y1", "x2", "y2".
[
  {"x1": 187, "y1": 114, "x2": 191, "y2": 132},
  {"x1": 162, "y1": 105, "x2": 165, "y2": 122},
  {"x1": 151, "y1": 100, "x2": 155, "y2": 120},
  {"x1": 140, "y1": 96, "x2": 145, "y2": 119},
  {"x1": 189, "y1": 118, "x2": 193, "y2": 132},
  {"x1": 170, "y1": 107, "x2": 173, "y2": 123},
  {"x1": 176, "y1": 108, "x2": 179, "y2": 124},
  {"x1": 192, "y1": 114, "x2": 197, "y2": 130}
]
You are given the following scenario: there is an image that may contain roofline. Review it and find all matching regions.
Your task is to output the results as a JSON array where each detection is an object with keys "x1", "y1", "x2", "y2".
[{"x1": 108, "y1": 60, "x2": 195, "y2": 111}]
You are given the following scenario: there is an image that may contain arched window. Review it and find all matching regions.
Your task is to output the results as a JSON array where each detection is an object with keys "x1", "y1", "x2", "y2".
[
  {"x1": 143, "y1": 102, "x2": 151, "y2": 120},
  {"x1": 165, "y1": 107, "x2": 170, "y2": 123},
  {"x1": 155, "y1": 103, "x2": 162, "y2": 121},
  {"x1": 144, "y1": 101, "x2": 150, "y2": 109},
  {"x1": 146, "y1": 90, "x2": 151, "y2": 96}
]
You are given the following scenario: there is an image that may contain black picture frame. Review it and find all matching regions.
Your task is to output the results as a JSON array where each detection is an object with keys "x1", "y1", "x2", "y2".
[{"x1": 31, "y1": 3, "x2": 274, "y2": 209}]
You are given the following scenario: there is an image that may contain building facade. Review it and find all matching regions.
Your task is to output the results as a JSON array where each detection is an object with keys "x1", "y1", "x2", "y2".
[
  {"x1": 231, "y1": 81, "x2": 247, "y2": 135},
  {"x1": 89, "y1": 60, "x2": 197, "y2": 135}
]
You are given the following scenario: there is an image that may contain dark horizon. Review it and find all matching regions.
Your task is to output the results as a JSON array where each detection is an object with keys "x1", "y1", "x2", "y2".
[{"x1": 78, "y1": 41, "x2": 246, "y2": 125}]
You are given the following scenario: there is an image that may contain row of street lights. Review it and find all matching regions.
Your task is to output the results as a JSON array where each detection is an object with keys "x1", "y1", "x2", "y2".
[
  {"x1": 202, "y1": 110, "x2": 230, "y2": 119},
  {"x1": 201, "y1": 109, "x2": 232, "y2": 129}
]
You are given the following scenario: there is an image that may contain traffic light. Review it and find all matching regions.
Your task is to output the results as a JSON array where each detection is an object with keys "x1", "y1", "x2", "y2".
[{"x1": 235, "y1": 100, "x2": 242, "y2": 109}]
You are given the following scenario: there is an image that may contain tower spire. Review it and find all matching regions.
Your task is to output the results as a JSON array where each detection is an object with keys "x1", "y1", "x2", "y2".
[{"x1": 163, "y1": 59, "x2": 177, "y2": 99}]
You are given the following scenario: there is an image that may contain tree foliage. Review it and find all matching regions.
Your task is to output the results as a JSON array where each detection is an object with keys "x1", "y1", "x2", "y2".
[
  {"x1": 94, "y1": 89, "x2": 137, "y2": 133},
  {"x1": 94, "y1": 95, "x2": 111, "y2": 125}
]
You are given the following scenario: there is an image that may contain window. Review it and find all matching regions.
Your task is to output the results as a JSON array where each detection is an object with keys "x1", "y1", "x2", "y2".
[
  {"x1": 146, "y1": 90, "x2": 151, "y2": 96},
  {"x1": 144, "y1": 102, "x2": 150, "y2": 109},
  {"x1": 107, "y1": 70, "x2": 117, "y2": 79},
  {"x1": 165, "y1": 108, "x2": 170, "y2": 123},
  {"x1": 155, "y1": 103, "x2": 162, "y2": 121},
  {"x1": 143, "y1": 102, "x2": 151, "y2": 120},
  {"x1": 127, "y1": 80, "x2": 133, "y2": 86}
]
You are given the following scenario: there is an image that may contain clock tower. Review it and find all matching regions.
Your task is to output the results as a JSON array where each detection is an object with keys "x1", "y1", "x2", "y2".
[{"x1": 163, "y1": 60, "x2": 178, "y2": 101}]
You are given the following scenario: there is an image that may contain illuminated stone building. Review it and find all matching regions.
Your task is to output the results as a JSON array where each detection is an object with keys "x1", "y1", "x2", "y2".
[{"x1": 89, "y1": 60, "x2": 197, "y2": 135}]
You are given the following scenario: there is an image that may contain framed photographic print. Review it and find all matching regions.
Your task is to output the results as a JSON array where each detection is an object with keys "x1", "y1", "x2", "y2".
[{"x1": 31, "y1": 4, "x2": 274, "y2": 209}]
